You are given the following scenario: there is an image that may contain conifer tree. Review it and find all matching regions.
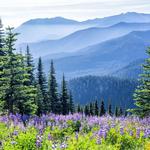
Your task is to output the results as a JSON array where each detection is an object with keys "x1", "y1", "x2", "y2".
[
  {"x1": 118, "y1": 107, "x2": 123, "y2": 116},
  {"x1": 61, "y1": 75, "x2": 69, "y2": 115},
  {"x1": 100, "y1": 100, "x2": 105, "y2": 116},
  {"x1": 84, "y1": 105, "x2": 89, "y2": 116},
  {"x1": 36, "y1": 57, "x2": 47, "y2": 113},
  {"x1": 36, "y1": 84, "x2": 44, "y2": 115},
  {"x1": 0, "y1": 27, "x2": 37, "y2": 114},
  {"x1": 108, "y1": 103, "x2": 112, "y2": 116},
  {"x1": 89, "y1": 102, "x2": 94, "y2": 116},
  {"x1": 94, "y1": 100, "x2": 99, "y2": 116},
  {"x1": 115, "y1": 106, "x2": 118, "y2": 117},
  {"x1": 129, "y1": 48, "x2": 150, "y2": 117},
  {"x1": 47, "y1": 60, "x2": 59, "y2": 113},
  {"x1": 77, "y1": 104, "x2": 81, "y2": 113},
  {"x1": 69, "y1": 91, "x2": 74, "y2": 114},
  {"x1": 0, "y1": 27, "x2": 19, "y2": 113},
  {"x1": 25, "y1": 45, "x2": 35, "y2": 85},
  {"x1": 14, "y1": 53, "x2": 37, "y2": 115}
]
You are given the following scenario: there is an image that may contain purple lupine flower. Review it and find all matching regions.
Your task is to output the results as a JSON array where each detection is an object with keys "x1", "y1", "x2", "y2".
[
  {"x1": 96, "y1": 137, "x2": 101, "y2": 144},
  {"x1": 13, "y1": 130, "x2": 18, "y2": 136},
  {"x1": 98, "y1": 128, "x2": 107, "y2": 139},
  {"x1": 129, "y1": 130, "x2": 133, "y2": 136},
  {"x1": 48, "y1": 133, "x2": 52, "y2": 140},
  {"x1": 136, "y1": 128, "x2": 140, "y2": 138},
  {"x1": 60, "y1": 142, "x2": 67, "y2": 149},
  {"x1": 120, "y1": 127, "x2": 124, "y2": 135},
  {"x1": 143, "y1": 129, "x2": 150, "y2": 138},
  {"x1": 36, "y1": 135, "x2": 43, "y2": 148}
]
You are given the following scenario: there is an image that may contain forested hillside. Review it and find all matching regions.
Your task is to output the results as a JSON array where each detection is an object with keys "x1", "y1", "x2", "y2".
[{"x1": 69, "y1": 76, "x2": 138, "y2": 110}]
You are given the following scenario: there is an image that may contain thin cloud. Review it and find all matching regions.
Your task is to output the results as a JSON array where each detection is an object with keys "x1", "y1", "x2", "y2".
[{"x1": 0, "y1": 0, "x2": 150, "y2": 27}]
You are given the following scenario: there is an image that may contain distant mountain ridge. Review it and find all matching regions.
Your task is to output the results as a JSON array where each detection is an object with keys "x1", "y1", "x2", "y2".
[
  {"x1": 15, "y1": 12, "x2": 150, "y2": 44},
  {"x1": 40, "y1": 30, "x2": 150, "y2": 80},
  {"x1": 112, "y1": 59, "x2": 144, "y2": 79},
  {"x1": 19, "y1": 22, "x2": 150, "y2": 57},
  {"x1": 22, "y1": 17, "x2": 80, "y2": 25}
]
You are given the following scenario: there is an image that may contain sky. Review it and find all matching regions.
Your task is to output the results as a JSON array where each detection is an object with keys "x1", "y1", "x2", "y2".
[{"x1": 0, "y1": 0, "x2": 150, "y2": 27}]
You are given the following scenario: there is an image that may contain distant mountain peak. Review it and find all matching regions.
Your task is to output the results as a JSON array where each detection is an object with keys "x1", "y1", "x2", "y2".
[{"x1": 22, "y1": 17, "x2": 79, "y2": 25}]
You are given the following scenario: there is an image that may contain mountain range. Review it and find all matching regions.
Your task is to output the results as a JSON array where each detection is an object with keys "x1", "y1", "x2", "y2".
[
  {"x1": 19, "y1": 22, "x2": 150, "y2": 58},
  {"x1": 15, "y1": 12, "x2": 150, "y2": 45},
  {"x1": 15, "y1": 12, "x2": 150, "y2": 80},
  {"x1": 40, "y1": 30, "x2": 150, "y2": 80}
]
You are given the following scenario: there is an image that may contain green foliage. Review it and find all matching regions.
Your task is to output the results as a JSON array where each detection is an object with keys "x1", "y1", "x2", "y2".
[
  {"x1": 130, "y1": 47, "x2": 150, "y2": 117},
  {"x1": 61, "y1": 75, "x2": 69, "y2": 115},
  {"x1": 0, "y1": 27, "x2": 37, "y2": 114},
  {"x1": 47, "y1": 60, "x2": 59, "y2": 114},
  {"x1": 36, "y1": 57, "x2": 47, "y2": 114},
  {"x1": 100, "y1": 100, "x2": 106, "y2": 116},
  {"x1": 69, "y1": 91, "x2": 75, "y2": 114}
]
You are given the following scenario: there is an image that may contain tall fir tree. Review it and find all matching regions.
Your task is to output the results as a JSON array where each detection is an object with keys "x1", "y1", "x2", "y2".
[
  {"x1": 115, "y1": 106, "x2": 118, "y2": 117},
  {"x1": 129, "y1": 48, "x2": 150, "y2": 117},
  {"x1": 25, "y1": 45, "x2": 35, "y2": 86},
  {"x1": 36, "y1": 84, "x2": 44, "y2": 115},
  {"x1": 108, "y1": 103, "x2": 112, "y2": 116},
  {"x1": 118, "y1": 107, "x2": 123, "y2": 116},
  {"x1": 36, "y1": 57, "x2": 47, "y2": 113},
  {"x1": 100, "y1": 100, "x2": 106, "y2": 116},
  {"x1": 84, "y1": 104, "x2": 90, "y2": 116},
  {"x1": 61, "y1": 75, "x2": 69, "y2": 115},
  {"x1": 89, "y1": 102, "x2": 94, "y2": 116},
  {"x1": 0, "y1": 27, "x2": 37, "y2": 114},
  {"x1": 69, "y1": 91, "x2": 74, "y2": 114},
  {"x1": 0, "y1": 27, "x2": 19, "y2": 113},
  {"x1": 94, "y1": 100, "x2": 99, "y2": 116},
  {"x1": 14, "y1": 53, "x2": 37, "y2": 115},
  {"x1": 77, "y1": 104, "x2": 81, "y2": 113},
  {"x1": 47, "y1": 60, "x2": 59, "y2": 113}
]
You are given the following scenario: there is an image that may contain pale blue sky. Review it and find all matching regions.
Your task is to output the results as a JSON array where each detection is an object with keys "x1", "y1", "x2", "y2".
[{"x1": 1, "y1": 0, "x2": 150, "y2": 27}]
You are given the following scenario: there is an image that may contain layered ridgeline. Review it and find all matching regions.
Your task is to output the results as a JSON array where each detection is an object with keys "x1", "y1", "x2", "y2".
[
  {"x1": 15, "y1": 12, "x2": 150, "y2": 45},
  {"x1": 18, "y1": 22, "x2": 150, "y2": 57},
  {"x1": 15, "y1": 12, "x2": 150, "y2": 80},
  {"x1": 41, "y1": 30, "x2": 150, "y2": 80}
]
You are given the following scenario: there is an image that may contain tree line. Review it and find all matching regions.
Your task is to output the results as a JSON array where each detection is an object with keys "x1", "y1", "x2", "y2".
[
  {"x1": 0, "y1": 22, "x2": 74, "y2": 115},
  {"x1": 76, "y1": 100, "x2": 125, "y2": 117},
  {"x1": 0, "y1": 19, "x2": 149, "y2": 117}
]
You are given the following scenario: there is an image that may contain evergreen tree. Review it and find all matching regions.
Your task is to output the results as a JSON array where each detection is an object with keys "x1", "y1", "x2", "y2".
[
  {"x1": 89, "y1": 102, "x2": 94, "y2": 116},
  {"x1": 115, "y1": 106, "x2": 118, "y2": 117},
  {"x1": 25, "y1": 45, "x2": 35, "y2": 85},
  {"x1": 77, "y1": 104, "x2": 81, "y2": 113},
  {"x1": 36, "y1": 84, "x2": 44, "y2": 115},
  {"x1": 69, "y1": 91, "x2": 74, "y2": 114},
  {"x1": 0, "y1": 27, "x2": 37, "y2": 114},
  {"x1": 0, "y1": 27, "x2": 19, "y2": 113},
  {"x1": 129, "y1": 48, "x2": 150, "y2": 117},
  {"x1": 94, "y1": 100, "x2": 99, "y2": 116},
  {"x1": 108, "y1": 103, "x2": 112, "y2": 116},
  {"x1": 118, "y1": 107, "x2": 123, "y2": 116},
  {"x1": 36, "y1": 57, "x2": 47, "y2": 113},
  {"x1": 47, "y1": 60, "x2": 59, "y2": 113},
  {"x1": 100, "y1": 100, "x2": 105, "y2": 116},
  {"x1": 84, "y1": 104, "x2": 89, "y2": 116},
  {"x1": 61, "y1": 75, "x2": 69, "y2": 115},
  {"x1": 14, "y1": 53, "x2": 37, "y2": 115}
]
